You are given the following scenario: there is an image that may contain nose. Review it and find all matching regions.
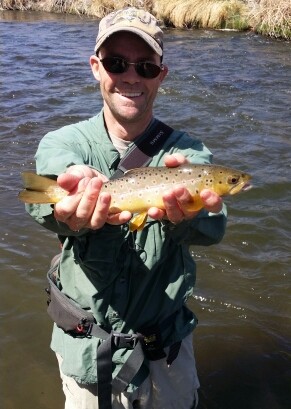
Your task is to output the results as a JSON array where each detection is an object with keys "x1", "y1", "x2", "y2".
[{"x1": 122, "y1": 64, "x2": 141, "y2": 84}]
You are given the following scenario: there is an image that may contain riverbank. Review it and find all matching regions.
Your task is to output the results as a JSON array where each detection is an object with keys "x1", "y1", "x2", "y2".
[{"x1": 0, "y1": 0, "x2": 290, "y2": 40}]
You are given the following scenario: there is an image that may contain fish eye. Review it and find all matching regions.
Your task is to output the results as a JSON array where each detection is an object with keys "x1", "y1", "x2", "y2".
[{"x1": 228, "y1": 175, "x2": 240, "y2": 184}]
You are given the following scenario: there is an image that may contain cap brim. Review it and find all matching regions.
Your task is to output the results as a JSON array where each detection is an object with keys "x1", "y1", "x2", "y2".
[{"x1": 95, "y1": 27, "x2": 163, "y2": 56}]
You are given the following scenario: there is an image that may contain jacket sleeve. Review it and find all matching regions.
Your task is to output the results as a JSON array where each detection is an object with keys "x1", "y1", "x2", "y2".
[
  {"x1": 163, "y1": 205, "x2": 227, "y2": 246},
  {"x1": 25, "y1": 203, "x2": 88, "y2": 237}
]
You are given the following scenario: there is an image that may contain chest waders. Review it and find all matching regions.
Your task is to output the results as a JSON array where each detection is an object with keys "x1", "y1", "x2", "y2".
[{"x1": 45, "y1": 121, "x2": 183, "y2": 408}]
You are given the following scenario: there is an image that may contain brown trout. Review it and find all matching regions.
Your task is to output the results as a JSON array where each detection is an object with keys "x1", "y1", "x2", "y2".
[{"x1": 19, "y1": 164, "x2": 251, "y2": 231}]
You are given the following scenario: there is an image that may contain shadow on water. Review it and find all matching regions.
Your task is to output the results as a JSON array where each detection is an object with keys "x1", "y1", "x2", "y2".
[
  {"x1": 193, "y1": 316, "x2": 291, "y2": 408},
  {"x1": 1, "y1": 10, "x2": 290, "y2": 409}
]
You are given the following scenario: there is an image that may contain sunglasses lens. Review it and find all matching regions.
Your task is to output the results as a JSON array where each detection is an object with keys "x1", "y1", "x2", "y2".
[
  {"x1": 101, "y1": 57, "x2": 127, "y2": 74},
  {"x1": 100, "y1": 58, "x2": 162, "y2": 79},
  {"x1": 136, "y1": 62, "x2": 162, "y2": 79}
]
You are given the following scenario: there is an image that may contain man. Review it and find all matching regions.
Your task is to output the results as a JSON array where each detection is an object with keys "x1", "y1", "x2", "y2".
[{"x1": 26, "y1": 7, "x2": 227, "y2": 409}]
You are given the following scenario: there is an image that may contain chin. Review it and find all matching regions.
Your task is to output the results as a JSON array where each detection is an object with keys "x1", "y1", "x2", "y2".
[{"x1": 116, "y1": 109, "x2": 145, "y2": 123}]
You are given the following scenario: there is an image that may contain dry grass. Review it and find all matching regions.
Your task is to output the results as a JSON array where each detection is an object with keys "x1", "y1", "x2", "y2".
[
  {"x1": 246, "y1": 0, "x2": 291, "y2": 39},
  {"x1": 0, "y1": 0, "x2": 148, "y2": 14},
  {"x1": 153, "y1": 0, "x2": 248, "y2": 30},
  {"x1": 0, "y1": 0, "x2": 290, "y2": 39},
  {"x1": 88, "y1": 0, "x2": 153, "y2": 18}
]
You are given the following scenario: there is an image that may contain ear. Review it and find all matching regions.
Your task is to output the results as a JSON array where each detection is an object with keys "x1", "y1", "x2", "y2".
[
  {"x1": 90, "y1": 55, "x2": 101, "y2": 82},
  {"x1": 160, "y1": 64, "x2": 168, "y2": 82}
]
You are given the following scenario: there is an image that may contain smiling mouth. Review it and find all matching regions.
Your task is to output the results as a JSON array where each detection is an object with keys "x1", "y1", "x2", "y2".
[{"x1": 120, "y1": 92, "x2": 143, "y2": 98}]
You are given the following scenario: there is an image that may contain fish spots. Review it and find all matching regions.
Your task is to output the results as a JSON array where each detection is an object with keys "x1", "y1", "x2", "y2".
[
  {"x1": 103, "y1": 164, "x2": 250, "y2": 212},
  {"x1": 204, "y1": 178, "x2": 213, "y2": 186}
]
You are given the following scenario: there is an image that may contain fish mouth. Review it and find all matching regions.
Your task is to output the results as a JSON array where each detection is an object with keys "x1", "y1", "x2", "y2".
[
  {"x1": 229, "y1": 181, "x2": 253, "y2": 195},
  {"x1": 242, "y1": 183, "x2": 253, "y2": 192}
]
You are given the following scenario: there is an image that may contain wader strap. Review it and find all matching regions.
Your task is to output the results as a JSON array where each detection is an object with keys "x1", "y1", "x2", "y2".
[
  {"x1": 46, "y1": 264, "x2": 181, "y2": 409},
  {"x1": 97, "y1": 333, "x2": 144, "y2": 409},
  {"x1": 166, "y1": 340, "x2": 182, "y2": 366},
  {"x1": 110, "y1": 120, "x2": 173, "y2": 180}
]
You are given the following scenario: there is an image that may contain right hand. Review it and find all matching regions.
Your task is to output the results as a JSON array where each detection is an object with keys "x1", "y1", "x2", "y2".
[
  {"x1": 54, "y1": 165, "x2": 132, "y2": 231},
  {"x1": 147, "y1": 154, "x2": 222, "y2": 224}
]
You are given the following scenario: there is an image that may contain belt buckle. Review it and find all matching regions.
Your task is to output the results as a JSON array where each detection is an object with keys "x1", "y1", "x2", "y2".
[{"x1": 112, "y1": 332, "x2": 141, "y2": 349}]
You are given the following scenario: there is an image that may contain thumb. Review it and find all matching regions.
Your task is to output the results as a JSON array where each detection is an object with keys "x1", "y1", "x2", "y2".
[{"x1": 57, "y1": 173, "x2": 81, "y2": 192}]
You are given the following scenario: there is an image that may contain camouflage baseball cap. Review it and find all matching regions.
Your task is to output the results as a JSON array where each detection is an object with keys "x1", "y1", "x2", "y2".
[{"x1": 95, "y1": 7, "x2": 163, "y2": 56}]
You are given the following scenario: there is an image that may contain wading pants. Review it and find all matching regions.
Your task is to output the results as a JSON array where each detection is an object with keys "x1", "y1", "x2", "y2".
[{"x1": 56, "y1": 333, "x2": 200, "y2": 409}]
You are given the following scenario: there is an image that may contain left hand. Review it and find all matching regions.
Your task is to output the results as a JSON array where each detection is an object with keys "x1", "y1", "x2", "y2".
[
  {"x1": 54, "y1": 165, "x2": 132, "y2": 231},
  {"x1": 147, "y1": 154, "x2": 223, "y2": 224}
]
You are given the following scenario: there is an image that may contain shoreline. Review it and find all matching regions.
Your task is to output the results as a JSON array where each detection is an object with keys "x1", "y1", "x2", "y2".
[{"x1": 0, "y1": 0, "x2": 290, "y2": 40}]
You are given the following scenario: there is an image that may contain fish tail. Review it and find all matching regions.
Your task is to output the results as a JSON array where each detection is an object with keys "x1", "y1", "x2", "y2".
[
  {"x1": 18, "y1": 190, "x2": 56, "y2": 204},
  {"x1": 21, "y1": 172, "x2": 57, "y2": 191},
  {"x1": 19, "y1": 172, "x2": 63, "y2": 204}
]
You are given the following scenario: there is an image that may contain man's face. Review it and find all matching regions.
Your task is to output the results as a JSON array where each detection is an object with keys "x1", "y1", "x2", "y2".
[{"x1": 90, "y1": 32, "x2": 168, "y2": 126}]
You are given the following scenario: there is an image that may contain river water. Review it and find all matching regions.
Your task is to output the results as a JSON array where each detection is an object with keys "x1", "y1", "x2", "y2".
[{"x1": 1, "y1": 10, "x2": 290, "y2": 409}]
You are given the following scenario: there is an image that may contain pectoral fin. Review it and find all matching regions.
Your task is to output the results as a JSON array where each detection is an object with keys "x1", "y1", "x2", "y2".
[{"x1": 129, "y1": 212, "x2": 148, "y2": 232}]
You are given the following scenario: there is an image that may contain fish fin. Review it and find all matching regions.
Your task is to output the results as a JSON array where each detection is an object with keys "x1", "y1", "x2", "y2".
[
  {"x1": 18, "y1": 190, "x2": 56, "y2": 204},
  {"x1": 129, "y1": 212, "x2": 148, "y2": 232},
  {"x1": 21, "y1": 172, "x2": 58, "y2": 191},
  {"x1": 19, "y1": 172, "x2": 67, "y2": 203}
]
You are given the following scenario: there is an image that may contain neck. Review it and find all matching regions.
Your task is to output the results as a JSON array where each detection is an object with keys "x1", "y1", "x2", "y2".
[{"x1": 103, "y1": 106, "x2": 154, "y2": 142}]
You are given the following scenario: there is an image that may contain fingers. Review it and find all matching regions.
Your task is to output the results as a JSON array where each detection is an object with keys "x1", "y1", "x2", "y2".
[
  {"x1": 57, "y1": 173, "x2": 84, "y2": 194},
  {"x1": 148, "y1": 186, "x2": 198, "y2": 224},
  {"x1": 54, "y1": 173, "x2": 132, "y2": 231},
  {"x1": 164, "y1": 153, "x2": 188, "y2": 168},
  {"x1": 54, "y1": 177, "x2": 106, "y2": 230},
  {"x1": 75, "y1": 178, "x2": 107, "y2": 228},
  {"x1": 89, "y1": 192, "x2": 131, "y2": 228},
  {"x1": 200, "y1": 189, "x2": 223, "y2": 213},
  {"x1": 150, "y1": 187, "x2": 223, "y2": 226},
  {"x1": 107, "y1": 211, "x2": 132, "y2": 226},
  {"x1": 54, "y1": 166, "x2": 125, "y2": 231},
  {"x1": 57, "y1": 166, "x2": 109, "y2": 191},
  {"x1": 66, "y1": 164, "x2": 106, "y2": 180},
  {"x1": 147, "y1": 207, "x2": 166, "y2": 220},
  {"x1": 163, "y1": 186, "x2": 199, "y2": 224}
]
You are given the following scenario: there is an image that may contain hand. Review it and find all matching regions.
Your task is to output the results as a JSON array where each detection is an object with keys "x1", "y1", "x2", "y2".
[
  {"x1": 147, "y1": 154, "x2": 223, "y2": 224},
  {"x1": 54, "y1": 165, "x2": 131, "y2": 231}
]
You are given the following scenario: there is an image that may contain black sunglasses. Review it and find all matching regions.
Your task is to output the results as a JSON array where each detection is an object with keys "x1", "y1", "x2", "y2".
[{"x1": 99, "y1": 57, "x2": 164, "y2": 79}]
